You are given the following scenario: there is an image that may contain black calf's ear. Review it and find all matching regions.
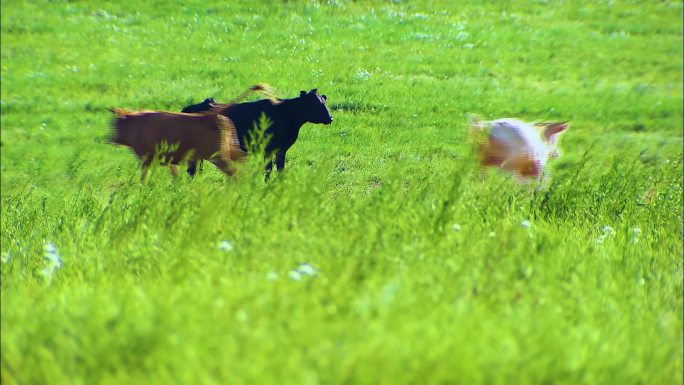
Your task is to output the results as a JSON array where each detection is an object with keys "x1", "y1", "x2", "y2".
[
  {"x1": 310, "y1": 88, "x2": 318, "y2": 94},
  {"x1": 321, "y1": 95, "x2": 327, "y2": 101},
  {"x1": 300, "y1": 91, "x2": 306, "y2": 97}
]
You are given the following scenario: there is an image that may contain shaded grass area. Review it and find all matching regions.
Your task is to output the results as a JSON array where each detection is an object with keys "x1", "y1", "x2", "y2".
[{"x1": 1, "y1": 1, "x2": 682, "y2": 384}]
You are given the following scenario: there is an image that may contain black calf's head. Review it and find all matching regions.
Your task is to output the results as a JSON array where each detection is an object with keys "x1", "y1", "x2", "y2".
[
  {"x1": 181, "y1": 98, "x2": 216, "y2": 113},
  {"x1": 298, "y1": 89, "x2": 333, "y2": 125}
]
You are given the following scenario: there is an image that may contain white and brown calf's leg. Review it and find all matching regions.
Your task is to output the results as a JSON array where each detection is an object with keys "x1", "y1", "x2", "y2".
[{"x1": 480, "y1": 137, "x2": 508, "y2": 167}]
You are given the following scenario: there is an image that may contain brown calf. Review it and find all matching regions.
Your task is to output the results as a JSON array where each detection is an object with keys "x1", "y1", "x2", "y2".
[
  {"x1": 109, "y1": 84, "x2": 277, "y2": 180},
  {"x1": 109, "y1": 109, "x2": 243, "y2": 179}
]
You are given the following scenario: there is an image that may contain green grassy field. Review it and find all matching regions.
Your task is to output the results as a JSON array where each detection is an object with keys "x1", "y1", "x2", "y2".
[{"x1": 1, "y1": 1, "x2": 682, "y2": 384}]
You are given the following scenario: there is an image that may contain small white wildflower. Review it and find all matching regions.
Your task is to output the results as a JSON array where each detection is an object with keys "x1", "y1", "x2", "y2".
[
  {"x1": 355, "y1": 69, "x2": 371, "y2": 81},
  {"x1": 235, "y1": 310, "x2": 248, "y2": 323},
  {"x1": 631, "y1": 227, "x2": 641, "y2": 243},
  {"x1": 463, "y1": 43, "x2": 474, "y2": 49},
  {"x1": 289, "y1": 270, "x2": 302, "y2": 281},
  {"x1": 601, "y1": 225, "x2": 616, "y2": 237},
  {"x1": 45, "y1": 254, "x2": 62, "y2": 268},
  {"x1": 41, "y1": 241, "x2": 62, "y2": 280},
  {"x1": 297, "y1": 263, "x2": 317, "y2": 277},
  {"x1": 288, "y1": 263, "x2": 318, "y2": 281},
  {"x1": 266, "y1": 271, "x2": 278, "y2": 281},
  {"x1": 596, "y1": 226, "x2": 616, "y2": 244},
  {"x1": 218, "y1": 240, "x2": 234, "y2": 252},
  {"x1": 451, "y1": 224, "x2": 461, "y2": 232},
  {"x1": 41, "y1": 267, "x2": 55, "y2": 279},
  {"x1": 46, "y1": 242, "x2": 57, "y2": 255},
  {"x1": 387, "y1": 10, "x2": 406, "y2": 20},
  {"x1": 454, "y1": 31, "x2": 469, "y2": 41},
  {"x1": 521, "y1": 220, "x2": 531, "y2": 229},
  {"x1": 44, "y1": 242, "x2": 62, "y2": 269},
  {"x1": 1, "y1": 252, "x2": 10, "y2": 264}
]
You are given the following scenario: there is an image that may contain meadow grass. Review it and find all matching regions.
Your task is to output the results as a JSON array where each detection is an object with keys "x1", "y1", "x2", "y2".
[{"x1": 1, "y1": 1, "x2": 682, "y2": 384}]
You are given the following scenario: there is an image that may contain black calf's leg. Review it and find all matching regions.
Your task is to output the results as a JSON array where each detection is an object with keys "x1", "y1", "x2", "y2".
[
  {"x1": 187, "y1": 161, "x2": 197, "y2": 176},
  {"x1": 264, "y1": 155, "x2": 274, "y2": 181},
  {"x1": 275, "y1": 150, "x2": 286, "y2": 172},
  {"x1": 186, "y1": 160, "x2": 205, "y2": 177},
  {"x1": 264, "y1": 151, "x2": 287, "y2": 181},
  {"x1": 181, "y1": 98, "x2": 214, "y2": 177}
]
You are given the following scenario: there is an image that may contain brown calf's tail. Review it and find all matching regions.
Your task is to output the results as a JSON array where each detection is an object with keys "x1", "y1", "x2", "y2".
[
  {"x1": 216, "y1": 115, "x2": 244, "y2": 161},
  {"x1": 108, "y1": 108, "x2": 127, "y2": 144},
  {"x1": 210, "y1": 83, "x2": 280, "y2": 114},
  {"x1": 108, "y1": 107, "x2": 131, "y2": 117},
  {"x1": 231, "y1": 83, "x2": 277, "y2": 104},
  {"x1": 246, "y1": 83, "x2": 278, "y2": 103}
]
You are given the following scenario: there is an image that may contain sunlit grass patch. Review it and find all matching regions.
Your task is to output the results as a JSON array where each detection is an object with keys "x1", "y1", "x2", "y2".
[{"x1": 1, "y1": 1, "x2": 682, "y2": 384}]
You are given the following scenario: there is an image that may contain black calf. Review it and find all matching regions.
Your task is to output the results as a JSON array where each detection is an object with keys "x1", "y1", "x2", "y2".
[{"x1": 181, "y1": 89, "x2": 332, "y2": 179}]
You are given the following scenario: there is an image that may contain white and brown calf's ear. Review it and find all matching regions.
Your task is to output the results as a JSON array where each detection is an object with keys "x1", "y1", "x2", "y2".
[
  {"x1": 542, "y1": 122, "x2": 569, "y2": 144},
  {"x1": 543, "y1": 122, "x2": 569, "y2": 159}
]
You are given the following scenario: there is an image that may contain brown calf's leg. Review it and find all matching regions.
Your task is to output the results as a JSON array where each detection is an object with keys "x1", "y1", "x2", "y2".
[
  {"x1": 210, "y1": 158, "x2": 237, "y2": 178},
  {"x1": 140, "y1": 157, "x2": 153, "y2": 183}
]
